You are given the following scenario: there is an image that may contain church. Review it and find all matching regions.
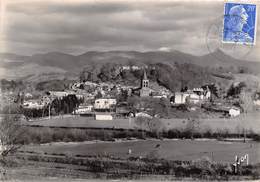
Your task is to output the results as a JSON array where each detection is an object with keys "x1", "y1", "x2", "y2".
[{"x1": 139, "y1": 70, "x2": 152, "y2": 97}]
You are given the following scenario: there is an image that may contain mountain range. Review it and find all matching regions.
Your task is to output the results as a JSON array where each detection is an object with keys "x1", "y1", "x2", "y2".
[{"x1": 0, "y1": 49, "x2": 260, "y2": 82}]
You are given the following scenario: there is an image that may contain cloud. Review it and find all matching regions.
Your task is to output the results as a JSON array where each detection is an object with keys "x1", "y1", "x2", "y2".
[
  {"x1": 6, "y1": 1, "x2": 134, "y2": 16},
  {"x1": 2, "y1": 0, "x2": 260, "y2": 61},
  {"x1": 158, "y1": 47, "x2": 172, "y2": 52}
]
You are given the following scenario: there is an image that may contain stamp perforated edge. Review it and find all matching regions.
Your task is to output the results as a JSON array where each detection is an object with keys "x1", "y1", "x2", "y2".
[{"x1": 221, "y1": 2, "x2": 257, "y2": 45}]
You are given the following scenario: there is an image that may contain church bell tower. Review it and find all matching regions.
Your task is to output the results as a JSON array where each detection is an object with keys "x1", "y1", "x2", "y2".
[
  {"x1": 142, "y1": 70, "x2": 149, "y2": 88},
  {"x1": 140, "y1": 69, "x2": 150, "y2": 97}
]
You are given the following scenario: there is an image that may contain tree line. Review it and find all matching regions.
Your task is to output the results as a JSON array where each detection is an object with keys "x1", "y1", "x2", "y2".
[{"x1": 22, "y1": 95, "x2": 82, "y2": 118}]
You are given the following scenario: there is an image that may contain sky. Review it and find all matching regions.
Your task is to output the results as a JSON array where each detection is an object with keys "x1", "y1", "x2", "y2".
[{"x1": 1, "y1": 0, "x2": 260, "y2": 61}]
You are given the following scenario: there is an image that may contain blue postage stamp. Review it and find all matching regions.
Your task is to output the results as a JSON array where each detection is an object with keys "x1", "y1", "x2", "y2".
[{"x1": 223, "y1": 3, "x2": 257, "y2": 45}]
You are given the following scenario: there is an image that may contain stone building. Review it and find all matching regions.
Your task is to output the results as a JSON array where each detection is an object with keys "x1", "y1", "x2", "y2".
[{"x1": 140, "y1": 70, "x2": 151, "y2": 97}]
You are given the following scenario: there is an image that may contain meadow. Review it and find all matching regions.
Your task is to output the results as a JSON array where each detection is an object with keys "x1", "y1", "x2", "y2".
[
  {"x1": 26, "y1": 112, "x2": 260, "y2": 134},
  {"x1": 22, "y1": 139, "x2": 260, "y2": 164}
]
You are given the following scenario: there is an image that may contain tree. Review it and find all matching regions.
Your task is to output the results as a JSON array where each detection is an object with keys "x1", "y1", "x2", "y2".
[
  {"x1": 135, "y1": 117, "x2": 164, "y2": 138},
  {"x1": 117, "y1": 89, "x2": 128, "y2": 102},
  {"x1": 79, "y1": 71, "x2": 87, "y2": 82},
  {"x1": 0, "y1": 110, "x2": 27, "y2": 179},
  {"x1": 147, "y1": 117, "x2": 164, "y2": 138},
  {"x1": 127, "y1": 96, "x2": 140, "y2": 108},
  {"x1": 0, "y1": 114, "x2": 25, "y2": 157},
  {"x1": 185, "y1": 118, "x2": 201, "y2": 139},
  {"x1": 240, "y1": 91, "x2": 254, "y2": 114},
  {"x1": 95, "y1": 91, "x2": 103, "y2": 99},
  {"x1": 239, "y1": 91, "x2": 254, "y2": 143},
  {"x1": 1, "y1": 104, "x2": 21, "y2": 114},
  {"x1": 227, "y1": 82, "x2": 246, "y2": 98},
  {"x1": 135, "y1": 116, "x2": 150, "y2": 138},
  {"x1": 238, "y1": 66, "x2": 249, "y2": 74}
]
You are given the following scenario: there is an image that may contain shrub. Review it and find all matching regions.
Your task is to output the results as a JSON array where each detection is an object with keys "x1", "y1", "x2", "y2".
[{"x1": 191, "y1": 156, "x2": 213, "y2": 174}]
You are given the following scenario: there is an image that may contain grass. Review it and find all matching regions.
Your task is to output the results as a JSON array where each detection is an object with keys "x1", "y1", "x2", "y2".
[
  {"x1": 16, "y1": 141, "x2": 260, "y2": 180},
  {"x1": 20, "y1": 111, "x2": 260, "y2": 145},
  {"x1": 22, "y1": 139, "x2": 260, "y2": 164},
  {"x1": 17, "y1": 127, "x2": 145, "y2": 144},
  {"x1": 18, "y1": 124, "x2": 260, "y2": 146},
  {"x1": 26, "y1": 115, "x2": 133, "y2": 129},
  {"x1": 26, "y1": 112, "x2": 260, "y2": 134}
]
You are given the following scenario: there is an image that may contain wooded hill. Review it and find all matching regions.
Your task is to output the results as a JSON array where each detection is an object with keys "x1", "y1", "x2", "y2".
[{"x1": 1, "y1": 49, "x2": 259, "y2": 92}]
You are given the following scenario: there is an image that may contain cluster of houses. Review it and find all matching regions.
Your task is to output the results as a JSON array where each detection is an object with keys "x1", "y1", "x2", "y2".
[
  {"x1": 18, "y1": 70, "x2": 172, "y2": 120},
  {"x1": 172, "y1": 87, "x2": 211, "y2": 105},
  {"x1": 3, "y1": 68, "x2": 256, "y2": 119},
  {"x1": 205, "y1": 104, "x2": 241, "y2": 117},
  {"x1": 171, "y1": 87, "x2": 242, "y2": 117},
  {"x1": 71, "y1": 81, "x2": 132, "y2": 99},
  {"x1": 72, "y1": 70, "x2": 171, "y2": 100}
]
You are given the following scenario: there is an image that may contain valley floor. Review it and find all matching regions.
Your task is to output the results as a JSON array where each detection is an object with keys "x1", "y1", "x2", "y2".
[
  {"x1": 21, "y1": 139, "x2": 260, "y2": 164},
  {"x1": 1, "y1": 139, "x2": 259, "y2": 181},
  {"x1": 26, "y1": 112, "x2": 260, "y2": 133}
]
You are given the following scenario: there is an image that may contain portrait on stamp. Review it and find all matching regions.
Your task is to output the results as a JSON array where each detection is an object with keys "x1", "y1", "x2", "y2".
[{"x1": 223, "y1": 3, "x2": 257, "y2": 44}]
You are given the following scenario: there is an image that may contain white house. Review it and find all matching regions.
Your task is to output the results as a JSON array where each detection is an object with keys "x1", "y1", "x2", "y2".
[
  {"x1": 152, "y1": 95, "x2": 167, "y2": 99},
  {"x1": 188, "y1": 93, "x2": 201, "y2": 104},
  {"x1": 84, "y1": 81, "x2": 98, "y2": 87},
  {"x1": 74, "y1": 105, "x2": 93, "y2": 114},
  {"x1": 135, "y1": 112, "x2": 153, "y2": 118},
  {"x1": 23, "y1": 100, "x2": 45, "y2": 109},
  {"x1": 174, "y1": 92, "x2": 190, "y2": 104},
  {"x1": 75, "y1": 94, "x2": 84, "y2": 100},
  {"x1": 229, "y1": 107, "x2": 240, "y2": 117},
  {"x1": 24, "y1": 93, "x2": 33, "y2": 99},
  {"x1": 94, "y1": 98, "x2": 117, "y2": 110},
  {"x1": 174, "y1": 87, "x2": 211, "y2": 105},
  {"x1": 193, "y1": 88, "x2": 204, "y2": 92},
  {"x1": 95, "y1": 113, "x2": 113, "y2": 120},
  {"x1": 47, "y1": 91, "x2": 68, "y2": 98},
  {"x1": 254, "y1": 100, "x2": 260, "y2": 106},
  {"x1": 205, "y1": 90, "x2": 211, "y2": 99}
]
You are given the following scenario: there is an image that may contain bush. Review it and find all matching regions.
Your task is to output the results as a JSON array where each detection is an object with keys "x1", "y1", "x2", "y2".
[
  {"x1": 191, "y1": 157, "x2": 213, "y2": 174},
  {"x1": 18, "y1": 125, "x2": 260, "y2": 144}
]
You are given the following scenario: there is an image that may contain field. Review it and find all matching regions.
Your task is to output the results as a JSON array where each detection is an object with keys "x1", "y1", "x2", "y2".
[
  {"x1": 22, "y1": 139, "x2": 260, "y2": 164},
  {"x1": 15, "y1": 112, "x2": 260, "y2": 180},
  {"x1": 26, "y1": 112, "x2": 260, "y2": 133},
  {"x1": 27, "y1": 115, "x2": 134, "y2": 129}
]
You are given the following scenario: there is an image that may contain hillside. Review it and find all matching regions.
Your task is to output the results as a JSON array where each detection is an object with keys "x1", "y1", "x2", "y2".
[
  {"x1": 1, "y1": 50, "x2": 260, "y2": 90},
  {"x1": 1, "y1": 50, "x2": 260, "y2": 75},
  {"x1": 78, "y1": 62, "x2": 215, "y2": 92}
]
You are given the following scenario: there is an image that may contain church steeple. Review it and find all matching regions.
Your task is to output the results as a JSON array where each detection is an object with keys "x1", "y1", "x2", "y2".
[
  {"x1": 140, "y1": 69, "x2": 150, "y2": 97},
  {"x1": 143, "y1": 70, "x2": 147, "y2": 80},
  {"x1": 142, "y1": 70, "x2": 149, "y2": 88}
]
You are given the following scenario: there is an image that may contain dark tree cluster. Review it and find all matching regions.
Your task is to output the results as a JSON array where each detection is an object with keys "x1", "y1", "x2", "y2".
[
  {"x1": 227, "y1": 82, "x2": 246, "y2": 98},
  {"x1": 127, "y1": 96, "x2": 171, "y2": 118},
  {"x1": 0, "y1": 79, "x2": 25, "y2": 91},
  {"x1": 35, "y1": 79, "x2": 71, "y2": 91},
  {"x1": 148, "y1": 62, "x2": 215, "y2": 92},
  {"x1": 79, "y1": 62, "x2": 215, "y2": 94},
  {"x1": 22, "y1": 95, "x2": 82, "y2": 118},
  {"x1": 52, "y1": 94, "x2": 82, "y2": 114},
  {"x1": 22, "y1": 107, "x2": 49, "y2": 118}
]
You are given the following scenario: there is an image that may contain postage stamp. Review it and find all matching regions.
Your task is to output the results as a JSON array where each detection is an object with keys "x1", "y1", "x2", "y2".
[{"x1": 223, "y1": 3, "x2": 257, "y2": 45}]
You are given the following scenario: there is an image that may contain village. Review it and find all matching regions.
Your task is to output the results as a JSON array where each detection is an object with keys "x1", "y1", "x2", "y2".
[
  {"x1": 1, "y1": 66, "x2": 258, "y2": 122},
  {"x1": 1, "y1": 66, "x2": 260, "y2": 181},
  {"x1": 1, "y1": 0, "x2": 260, "y2": 180}
]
